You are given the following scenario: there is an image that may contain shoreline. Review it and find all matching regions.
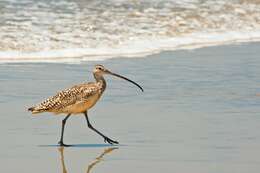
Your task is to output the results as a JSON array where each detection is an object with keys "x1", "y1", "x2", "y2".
[{"x1": 0, "y1": 38, "x2": 260, "y2": 64}]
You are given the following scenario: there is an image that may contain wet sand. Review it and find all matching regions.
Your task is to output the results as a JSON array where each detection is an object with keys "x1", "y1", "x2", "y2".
[{"x1": 1, "y1": 42, "x2": 260, "y2": 173}]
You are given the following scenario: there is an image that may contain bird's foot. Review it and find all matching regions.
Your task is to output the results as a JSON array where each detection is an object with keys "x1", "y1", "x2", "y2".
[
  {"x1": 104, "y1": 137, "x2": 119, "y2": 145},
  {"x1": 58, "y1": 141, "x2": 71, "y2": 147}
]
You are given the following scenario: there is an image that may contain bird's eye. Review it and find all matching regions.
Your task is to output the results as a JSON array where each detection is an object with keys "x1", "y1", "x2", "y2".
[{"x1": 98, "y1": 67, "x2": 102, "y2": 70}]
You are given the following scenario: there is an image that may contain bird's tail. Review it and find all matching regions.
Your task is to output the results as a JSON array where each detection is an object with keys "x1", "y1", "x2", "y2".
[{"x1": 28, "y1": 106, "x2": 44, "y2": 114}]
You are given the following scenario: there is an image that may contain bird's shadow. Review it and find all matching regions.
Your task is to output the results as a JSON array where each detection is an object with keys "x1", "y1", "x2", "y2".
[{"x1": 39, "y1": 143, "x2": 124, "y2": 148}]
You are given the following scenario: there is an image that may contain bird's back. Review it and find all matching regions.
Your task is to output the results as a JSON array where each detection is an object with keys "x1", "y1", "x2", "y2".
[{"x1": 28, "y1": 82, "x2": 104, "y2": 114}]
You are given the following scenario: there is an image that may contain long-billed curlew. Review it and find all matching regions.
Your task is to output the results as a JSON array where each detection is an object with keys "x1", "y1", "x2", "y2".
[{"x1": 28, "y1": 64, "x2": 143, "y2": 146}]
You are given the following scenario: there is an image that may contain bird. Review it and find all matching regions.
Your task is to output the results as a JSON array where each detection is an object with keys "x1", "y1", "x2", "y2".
[{"x1": 28, "y1": 64, "x2": 143, "y2": 146}]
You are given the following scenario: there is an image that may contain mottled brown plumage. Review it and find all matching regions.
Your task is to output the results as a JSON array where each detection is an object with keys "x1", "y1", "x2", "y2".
[{"x1": 29, "y1": 82, "x2": 104, "y2": 114}]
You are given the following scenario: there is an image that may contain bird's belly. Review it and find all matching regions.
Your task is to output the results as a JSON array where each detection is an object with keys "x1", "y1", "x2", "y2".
[{"x1": 61, "y1": 94, "x2": 100, "y2": 114}]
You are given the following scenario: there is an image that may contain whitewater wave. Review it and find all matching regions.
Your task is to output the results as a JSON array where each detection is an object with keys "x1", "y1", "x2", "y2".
[
  {"x1": 1, "y1": 31, "x2": 260, "y2": 63},
  {"x1": 0, "y1": 0, "x2": 260, "y2": 63}
]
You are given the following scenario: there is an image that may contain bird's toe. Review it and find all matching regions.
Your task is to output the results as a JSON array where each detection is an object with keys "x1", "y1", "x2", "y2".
[
  {"x1": 58, "y1": 141, "x2": 71, "y2": 147},
  {"x1": 104, "y1": 137, "x2": 119, "y2": 145}
]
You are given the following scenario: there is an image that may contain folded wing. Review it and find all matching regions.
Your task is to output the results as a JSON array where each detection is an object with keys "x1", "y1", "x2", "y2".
[{"x1": 28, "y1": 82, "x2": 101, "y2": 114}]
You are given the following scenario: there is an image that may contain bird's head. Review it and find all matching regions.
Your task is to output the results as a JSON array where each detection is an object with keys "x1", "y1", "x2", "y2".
[
  {"x1": 93, "y1": 64, "x2": 107, "y2": 74},
  {"x1": 93, "y1": 64, "x2": 143, "y2": 92}
]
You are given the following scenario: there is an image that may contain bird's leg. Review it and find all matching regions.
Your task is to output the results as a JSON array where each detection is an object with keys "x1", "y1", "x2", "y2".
[
  {"x1": 84, "y1": 112, "x2": 119, "y2": 145},
  {"x1": 58, "y1": 114, "x2": 71, "y2": 147}
]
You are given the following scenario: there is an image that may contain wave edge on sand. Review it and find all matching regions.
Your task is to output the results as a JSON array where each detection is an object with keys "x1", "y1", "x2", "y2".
[{"x1": 1, "y1": 30, "x2": 260, "y2": 63}]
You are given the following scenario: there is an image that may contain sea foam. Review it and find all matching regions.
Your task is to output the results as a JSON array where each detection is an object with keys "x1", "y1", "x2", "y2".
[{"x1": 0, "y1": 0, "x2": 260, "y2": 63}]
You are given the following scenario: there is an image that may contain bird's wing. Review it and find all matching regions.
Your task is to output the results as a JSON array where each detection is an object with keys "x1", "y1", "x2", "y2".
[{"x1": 30, "y1": 82, "x2": 101, "y2": 113}]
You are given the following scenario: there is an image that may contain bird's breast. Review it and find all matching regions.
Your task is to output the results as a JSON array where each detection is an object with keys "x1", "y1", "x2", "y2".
[{"x1": 61, "y1": 93, "x2": 101, "y2": 114}]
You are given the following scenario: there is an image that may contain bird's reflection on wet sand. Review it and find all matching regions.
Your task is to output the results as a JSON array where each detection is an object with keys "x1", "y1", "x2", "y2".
[{"x1": 58, "y1": 147, "x2": 118, "y2": 173}]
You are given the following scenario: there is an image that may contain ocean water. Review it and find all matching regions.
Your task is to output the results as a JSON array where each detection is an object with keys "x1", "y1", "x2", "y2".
[
  {"x1": 0, "y1": 43, "x2": 260, "y2": 173},
  {"x1": 0, "y1": 0, "x2": 260, "y2": 62}
]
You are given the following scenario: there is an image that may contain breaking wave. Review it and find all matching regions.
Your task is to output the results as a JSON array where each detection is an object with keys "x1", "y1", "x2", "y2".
[{"x1": 0, "y1": 0, "x2": 260, "y2": 63}]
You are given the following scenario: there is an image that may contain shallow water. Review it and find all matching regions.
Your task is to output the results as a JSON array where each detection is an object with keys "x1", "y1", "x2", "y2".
[{"x1": 0, "y1": 43, "x2": 260, "y2": 172}]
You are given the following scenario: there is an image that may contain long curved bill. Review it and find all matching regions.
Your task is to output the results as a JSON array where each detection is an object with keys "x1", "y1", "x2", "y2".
[{"x1": 107, "y1": 71, "x2": 144, "y2": 92}]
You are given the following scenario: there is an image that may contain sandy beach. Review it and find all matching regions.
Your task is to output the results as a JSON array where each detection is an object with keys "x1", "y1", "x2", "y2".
[{"x1": 0, "y1": 42, "x2": 260, "y2": 173}]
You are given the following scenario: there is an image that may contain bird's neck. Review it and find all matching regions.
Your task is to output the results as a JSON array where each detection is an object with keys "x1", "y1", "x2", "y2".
[{"x1": 94, "y1": 73, "x2": 106, "y2": 91}]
